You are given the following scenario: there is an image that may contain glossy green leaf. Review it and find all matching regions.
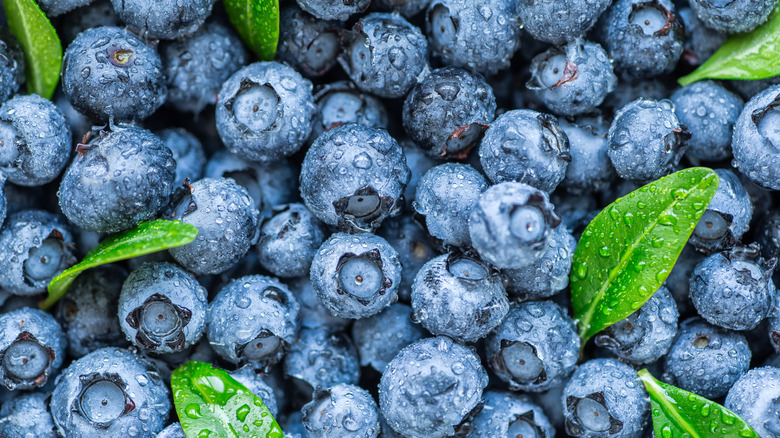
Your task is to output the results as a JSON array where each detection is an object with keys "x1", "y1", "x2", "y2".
[
  {"x1": 638, "y1": 369, "x2": 759, "y2": 438},
  {"x1": 679, "y1": 5, "x2": 780, "y2": 86},
  {"x1": 42, "y1": 220, "x2": 197, "y2": 310},
  {"x1": 570, "y1": 168, "x2": 718, "y2": 345},
  {"x1": 224, "y1": 0, "x2": 279, "y2": 61},
  {"x1": 1, "y1": 0, "x2": 62, "y2": 99},
  {"x1": 172, "y1": 361, "x2": 284, "y2": 438}
]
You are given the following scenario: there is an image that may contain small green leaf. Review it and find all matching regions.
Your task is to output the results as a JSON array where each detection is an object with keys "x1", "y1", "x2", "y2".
[
  {"x1": 42, "y1": 219, "x2": 197, "y2": 310},
  {"x1": 224, "y1": 0, "x2": 280, "y2": 61},
  {"x1": 172, "y1": 361, "x2": 284, "y2": 438},
  {"x1": 570, "y1": 168, "x2": 718, "y2": 345},
  {"x1": 638, "y1": 369, "x2": 759, "y2": 438},
  {"x1": 1, "y1": 0, "x2": 62, "y2": 99},
  {"x1": 679, "y1": 5, "x2": 780, "y2": 86}
]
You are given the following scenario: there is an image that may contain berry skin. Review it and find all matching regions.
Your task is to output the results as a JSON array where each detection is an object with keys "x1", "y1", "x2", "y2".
[
  {"x1": 118, "y1": 262, "x2": 208, "y2": 355},
  {"x1": 310, "y1": 232, "x2": 402, "y2": 319},
  {"x1": 351, "y1": 303, "x2": 425, "y2": 372},
  {"x1": 689, "y1": 244, "x2": 775, "y2": 331},
  {"x1": 527, "y1": 39, "x2": 617, "y2": 117},
  {"x1": 562, "y1": 358, "x2": 649, "y2": 438},
  {"x1": 732, "y1": 85, "x2": 780, "y2": 190},
  {"x1": 216, "y1": 62, "x2": 315, "y2": 164},
  {"x1": 160, "y1": 20, "x2": 248, "y2": 114},
  {"x1": 0, "y1": 307, "x2": 67, "y2": 390},
  {"x1": 594, "y1": 286, "x2": 679, "y2": 365},
  {"x1": 379, "y1": 336, "x2": 488, "y2": 438},
  {"x1": 690, "y1": 0, "x2": 776, "y2": 34},
  {"x1": 413, "y1": 163, "x2": 488, "y2": 248},
  {"x1": 296, "y1": 0, "x2": 370, "y2": 21},
  {"x1": 257, "y1": 203, "x2": 326, "y2": 278},
  {"x1": 402, "y1": 67, "x2": 496, "y2": 159},
  {"x1": 277, "y1": 7, "x2": 341, "y2": 78},
  {"x1": 309, "y1": 81, "x2": 389, "y2": 147},
  {"x1": 301, "y1": 384, "x2": 380, "y2": 438},
  {"x1": 299, "y1": 124, "x2": 410, "y2": 232},
  {"x1": 607, "y1": 98, "x2": 687, "y2": 184},
  {"x1": 339, "y1": 13, "x2": 428, "y2": 99},
  {"x1": 157, "y1": 423, "x2": 186, "y2": 438},
  {"x1": 207, "y1": 275, "x2": 299, "y2": 371},
  {"x1": 168, "y1": 177, "x2": 260, "y2": 275},
  {"x1": 599, "y1": 0, "x2": 684, "y2": 78},
  {"x1": 156, "y1": 128, "x2": 207, "y2": 184},
  {"x1": 469, "y1": 182, "x2": 563, "y2": 269},
  {"x1": 0, "y1": 94, "x2": 71, "y2": 186},
  {"x1": 678, "y1": 7, "x2": 727, "y2": 66},
  {"x1": 664, "y1": 318, "x2": 751, "y2": 399},
  {"x1": 559, "y1": 115, "x2": 617, "y2": 195},
  {"x1": 61, "y1": 27, "x2": 166, "y2": 123},
  {"x1": 468, "y1": 390, "x2": 556, "y2": 438},
  {"x1": 518, "y1": 0, "x2": 611, "y2": 45},
  {"x1": 411, "y1": 252, "x2": 508, "y2": 342},
  {"x1": 0, "y1": 391, "x2": 57, "y2": 437},
  {"x1": 0, "y1": 210, "x2": 76, "y2": 295},
  {"x1": 110, "y1": 0, "x2": 216, "y2": 39},
  {"x1": 50, "y1": 347, "x2": 170, "y2": 437},
  {"x1": 0, "y1": 38, "x2": 21, "y2": 103},
  {"x1": 399, "y1": 139, "x2": 438, "y2": 204},
  {"x1": 283, "y1": 328, "x2": 360, "y2": 395},
  {"x1": 377, "y1": 213, "x2": 438, "y2": 299},
  {"x1": 671, "y1": 81, "x2": 743, "y2": 162},
  {"x1": 689, "y1": 169, "x2": 752, "y2": 254},
  {"x1": 478, "y1": 110, "x2": 571, "y2": 192},
  {"x1": 725, "y1": 366, "x2": 780, "y2": 437},
  {"x1": 34, "y1": 0, "x2": 91, "y2": 16},
  {"x1": 228, "y1": 365, "x2": 279, "y2": 417},
  {"x1": 56, "y1": 266, "x2": 128, "y2": 358},
  {"x1": 426, "y1": 0, "x2": 521, "y2": 74},
  {"x1": 289, "y1": 276, "x2": 350, "y2": 332},
  {"x1": 372, "y1": 0, "x2": 430, "y2": 18},
  {"x1": 486, "y1": 301, "x2": 580, "y2": 392},
  {"x1": 58, "y1": 126, "x2": 176, "y2": 234},
  {"x1": 0, "y1": 174, "x2": 6, "y2": 229}
]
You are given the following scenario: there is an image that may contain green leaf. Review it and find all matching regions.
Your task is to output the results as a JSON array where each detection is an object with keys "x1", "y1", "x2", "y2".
[
  {"x1": 637, "y1": 369, "x2": 759, "y2": 438},
  {"x1": 679, "y1": 5, "x2": 780, "y2": 86},
  {"x1": 42, "y1": 219, "x2": 197, "y2": 310},
  {"x1": 172, "y1": 361, "x2": 284, "y2": 438},
  {"x1": 224, "y1": 0, "x2": 279, "y2": 61},
  {"x1": 1, "y1": 0, "x2": 62, "y2": 99},
  {"x1": 570, "y1": 168, "x2": 718, "y2": 345}
]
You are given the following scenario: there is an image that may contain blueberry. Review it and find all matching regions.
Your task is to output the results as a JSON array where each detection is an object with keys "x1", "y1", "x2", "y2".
[
  {"x1": 518, "y1": 0, "x2": 611, "y2": 45},
  {"x1": 300, "y1": 124, "x2": 410, "y2": 232},
  {"x1": 690, "y1": 0, "x2": 776, "y2": 34},
  {"x1": 725, "y1": 366, "x2": 780, "y2": 437},
  {"x1": 283, "y1": 328, "x2": 360, "y2": 395},
  {"x1": 478, "y1": 110, "x2": 571, "y2": 192},
  {"x1": 372, "y1": 0, "x2": 430, "y2": 17},
  {"x1": 595, "y1": 286, "x2": 679, "y2": 364},
  {"x1": 607, "y1": 98, "x2": 687, "y2": 183},
  {"x1": 61, "y1": 27, "x2": 166, "y2": 123},
  {"x1": 413, "y1": 163, "x2": 488, "y2": 248},
  {"x1": 311, "y1": 232, "x2": 402, "y2": 319},
  {"x1": 296, "y1": 0, "x2": 370, "y2": 21},
  {"x1": 228, "y1": 365, "x2": 279, "y2": 416},
  {"x1": 168, "y1": 177, "x2": 260, "y2": 275},
  {"x1": 486, "y1": 300, "x2": 579, "y2": 392},
  {"x1": 562, "y1": 358, "x2": 649, "y2": 438},
  {"x1": 678, "y1": 7, "x2": 727, "y2": 66},
  {"x1": 277, "y1": 6, "x2": 341, "y2": 78},
  {"x1": 411, "y1": 251, "x2": 508, "y2": 342},
  {"x1": 110, "y1": 0, "x2": 216, "y2": 39},
  {"x1": 0, "y1": 308, "x2": 67, "y2": 390},
  {"x1": 257, "y1": 203, "x2": 326, "y2": 278},
  {"x1": 282, "y1": 411, "x2": 308, "y2": 438},
  {"x1": 426, "y1": 0, "x2": 521, "y2": 74},
  {"x1": 469, "y1": 182, "x2": 562, "y2": 269},
  {"x1": 207, "y1": 275, "x2": 299, "y2": 370},
  {"x1": 399, "y1": 139, "x2": 437, "y2": 204},
  {"x1": 730, "y1": 76, "x2": 780, "y2": 101},
  {"x1": 302, "y1": 384, "x2": 380, "y2": 438},
  {"x1": 599, "y1": 0, "x2": 684, "y2": 78},
  {"x1": 602, "y1": 78, "x2": 671, "y2": 114},
  {"x1": 527, "y1": 39, "x2": 617, "y2": 116},
  {"x1": 216, "y1": 62, "x2": 315, "y2": 164},
  {"x1": 59, "y1": 126, "x2": 176, "y2": 233},
  {"x1": 757, "y1": 210, "x2": 780, "y2": 260},
  {"x1": 377, "y1": 213, "x2": 438, "y2": 299},
  {"x1": 379, "y1": 336, "x2": 488, "y2": 438},
  {"x1": 0, "y1": 391, "x2": 57, "y2": 437},
  {"x1": 310, "y1": 81, "x2": 389, "y2": 144},
  {"x1": 0, "y1": 210, "x2": 76, "y2": 295},
  {"x1": 664, "y1": 317, "x2": 751, "y2": 399},
  {"x1": 663, "y1": 244, "x2": 704, "y2": 316},
  {"x1": 690, "y1": 244, "x2": 775, "y2": 331},
  {"x1": 288, "y1": 276, "x2": 351, "y2": 332},
  {"x1": 351, "y1": 303, "x2": 425, "y2": 372},
  {"x1": 732, "y1": 85, "x2": 780, "y2": 189},
  {"x1": 58, "y1": 0, "x2": 121, "y2": 45},
  {"x1": 156, "y1": 128, "x2": 206, "y2": 184},
  {"x1": 402, "y1": 67, "x2": 496, "y2": 159},
  {"x1": 339, "y1": 13, "x2": 428, "y2": 99},
  {"x1": 468, "y1": 390, "x2": 556, "y2": 438},
  {"x1": 160, "y1": 20, "x2": 248, "y2": 113},
  {"x1": 50, "y1": 347, "x2": 170, "y2": 437},
  {"x1": 157, "y1": 423, "x2": 186, "y2": 438},
  {"x1": 56, "y1": 266, "x2": 128, "y2": 358},
  {"x1": 503, "y1": 224, "x2": 576, "y2": 301},
  {"x1": 0, "y1": 174, "x2": 6, "y2": 228},
  {"x1": 0, "y1": 94, "x2": 71, "y2": 186},
  {"x1": 671, "y1": 81, "x2": 743, "y2": 162},
  {"x1": 689, "y1": 169, "x2": 752, "y2": 254},
  {"x1": 118, "y1": 262, "x2": 207, "y2": 354},
  {"x1": 0, "y1": 38, "x2": 21, "y2": 103},
  {"x1": 559, "y1": 115, "x2": 617, "y2": 194}
]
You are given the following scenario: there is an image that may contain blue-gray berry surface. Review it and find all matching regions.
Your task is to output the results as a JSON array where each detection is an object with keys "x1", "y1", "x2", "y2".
[
  {"x1": 0, "y1": 38, "x2": 21, "y2": 103},
  {"x1": 296, "y1": 0, "x2": 370, "y2": 21},
  {"x1": 289, "y1": 276, "x2": 350, "y2": 332},
  {"x1": 0, "y1": 307, "x2": 67, "y2": 390},
  {"x1": 559, "y1": 115, "x2": 616, "y2": 195},
  {"x1": 257, "y1": 203, "x2": 326, "y2": 278},
  {"x1": 732, "y1": 84, "x2": 780, "y2": 190},
  {"x1": 110, "y1": 0, "x2": 216, "y2": 39},
  {"x1": 283, "y1": 328, "x2": 360, "y2": 395},
  {"x1": 377, "y1": 213, "x2": 438, "y2": 298},
  {"x1": 310, "y1": 81, "x2": 389, "y2": 143},
  {"x1": 373, "y1": 0, "x2": 431, "y2": 17},
  {"x1": 690, "y1": 0, "x2": 777, "y2": 34},
  {"x1": 468, "y1": 390, "x2": 556, "y2": 438},
  {"x1": 228, "y1": 365, "x2": 279, "y2": 417},
  {"x1": 302, "y1": 384, "x2": 380, "y2": 438},
  {"x1": 0, "y1": 391, "x2": 57, "y2": 437},
  {"x1": 277, "y1": 6, "x2": 341, "y2": 78},
  {"x1": 679, "y1": 7, "x2": 727, "y2": 66},
  {"x1": 157, "y1": 423, "x2": 186, "y2": 438},
  {"x1": 689, "y1": 168, "x2": 752, "y2": 254},
  {"x1": 156, "y1": 128, "x2": 207, "y2": 185},
  {"x1": 725, "y1": 366, "x2": 780, "y2": 437},
  {"x1": 351, "y1": 303, "x2": 425, "y2": 372},
  {"x1": 518, "y1": 0, "x2": 612, "y2": 45}
]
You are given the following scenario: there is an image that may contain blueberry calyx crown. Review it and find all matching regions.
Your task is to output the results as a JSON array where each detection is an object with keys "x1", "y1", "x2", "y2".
[
  {"x1": 0, "y1": 331, "x2": 55, "y2": 387},
  {"x1": 125, "y1": 293, "x2": 192, "y2": 352},
  {"x1": 565, "y1": 392, "x2": 623, "y2": 435},
  {"x1": 333, "y1": 186, "x2": 398, "y2": 232},
  {"x1": 73, "y1": 372, "x2": 135, "y2": 429}
]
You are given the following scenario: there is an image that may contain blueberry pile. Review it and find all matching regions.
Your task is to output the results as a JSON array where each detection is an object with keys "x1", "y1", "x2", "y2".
[{"x1": 2, "y1": 0, "x2": 780, "y2": 436}]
